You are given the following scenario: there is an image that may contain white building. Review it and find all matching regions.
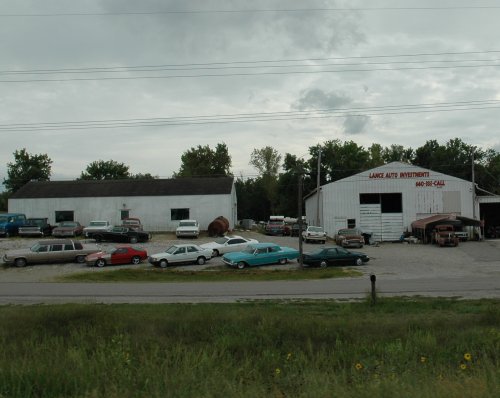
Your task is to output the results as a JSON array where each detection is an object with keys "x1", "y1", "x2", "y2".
[
  {"x1": 304, "y1": 162, "x2": 478, "y2": 241},
  {"x1": 8, "y1": 177, "x2": 237, "y2": 232}
]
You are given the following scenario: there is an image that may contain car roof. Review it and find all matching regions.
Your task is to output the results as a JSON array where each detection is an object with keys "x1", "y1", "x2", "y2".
[
  {"x1": 248, "y1": 242, "x2": 278, "y2": 248},
  {"x1": 171, "y1": 243, "x2": 202, "y2": 248},
  {"x1": 37, "y1": 239, "x2": 75, "y2": 245}
]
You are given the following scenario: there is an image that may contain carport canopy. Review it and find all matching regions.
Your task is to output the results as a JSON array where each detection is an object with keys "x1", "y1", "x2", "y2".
[{"x1": 411, "y1": 214, "x2": 480, "y2": 230}]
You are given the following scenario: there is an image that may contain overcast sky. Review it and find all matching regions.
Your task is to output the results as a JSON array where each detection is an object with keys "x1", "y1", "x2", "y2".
[{"x1": 1, "y1": 0, "x2": 500, "y2": 185}]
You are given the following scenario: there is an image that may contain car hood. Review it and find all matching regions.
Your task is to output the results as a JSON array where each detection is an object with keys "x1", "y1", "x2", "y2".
[
  {"x1": 4, "y1": 248, "x2": 33, "y2": 257},
  {"x1": 85, "y1": 252, "x2": 109, "y2": 260}
]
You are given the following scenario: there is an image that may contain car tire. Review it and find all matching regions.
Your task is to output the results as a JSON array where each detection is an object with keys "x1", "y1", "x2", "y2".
[
  {"x1": 95, "y1": 259, "x2": 106, "y2": 268},
  {"x1": 130, "y1": 236, "x2": 138, "y2": 244},
  {"x1": 75, "y1": 255, "x2": 86, "y2": 264},
  {"x1": 355, "y1": 258, "x2": 363, "y2": 266},
  {"x1": 131, "y1": 256, "x2": 141, "y2": 265},
  {"x1": 212, "y1": 249, "x2": 220, "y2": 257},
  {"x1": 237, "y1": 261, "x2": 246, "y2": 269},
  {"x1": 94, "y1": 235, "x2": 102, "y2": 243},
  {"x1": 320, "y1": 260, "x2": 328, "y2": 269},
  {"x1": 197, "y1": 257, "x2": 206, "y2": 265},
  {"x1": 278, "y1": 258, "x2": 287, "y2": 265},
  {"x1": 14, "y1": 258, "x2": 27, "y2": 267},
  {"x1": 159, "y1": 259, "x2": 168, "y2": 268}
]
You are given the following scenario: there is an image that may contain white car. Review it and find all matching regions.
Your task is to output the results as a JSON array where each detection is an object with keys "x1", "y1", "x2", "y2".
[
  {"x1": 83, "y1": 220, "x2": 113, "y2": 238},
  {"x1": 148, "y1": 244, "x2": 211, "y2": 268},
  {"x1": 175, "y1": 219, "x2": 200, "y2": 238},
  {"x1": 302, "y1": 226, "x2": 327, "y2": 243},
  {"x1": 200, "y1": 235, "x2": 259, "y2": 257}
]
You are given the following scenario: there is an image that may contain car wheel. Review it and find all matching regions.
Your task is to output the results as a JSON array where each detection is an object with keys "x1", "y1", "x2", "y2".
[
  {"x1": 197, "y1": 257, "x2": 206, "y2": 265},
  {"x1": 237, "y1": 261, "x2": 246, "y2": 269},
  {"x1": 75, "y1": 255, "x2": 86, "y2": 264},
  {"x1": 278, "y1": 258, "x2": 287, "y2": 265},
  {"x1": 130, "y1": 236, "x2": 138, "y2": 244},
  {"x1": 95, "y1": 259, "x2": 106, "y2": 268},
  {"x1": 355, "y1": 258, "x2": 363, "y2": 266},
  {"x1": 94, "y1": 235, "x2": 102, "y2": 243},
  {"x1": 14, "y1": 258, "x2": 27, "y2": 267},
  {"x1": 320, "y1": 260, "x2": 328, "y2": 269},
  {"x1": 131, "y1": 256, "x2": 141, "y2": 265},
  {"x1": 159, "y1": 259, "x2": 168, "y2": 268},
  {"x1": 212, "y1": 249, "x2": 220, "y2": 257}
]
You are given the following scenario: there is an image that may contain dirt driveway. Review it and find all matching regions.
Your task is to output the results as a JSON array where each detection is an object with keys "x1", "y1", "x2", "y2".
[{"x1": 1, "y1": 230, "x2": 499, "y2": 282}]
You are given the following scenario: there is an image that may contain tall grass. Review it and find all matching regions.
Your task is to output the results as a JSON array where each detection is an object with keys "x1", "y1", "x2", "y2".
[{"x1": 0, "y1": 299, "x2": 498, "y2": 397}]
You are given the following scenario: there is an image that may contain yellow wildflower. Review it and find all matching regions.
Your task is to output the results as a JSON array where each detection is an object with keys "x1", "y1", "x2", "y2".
[
  {"x1": 286, "y1": 353, "x2": 292, "y2": 361},
  {"x1": 464, "y1": 353, "x2": 472, "y2": 361},
  {"x1": 275, "y1": 368, "x2": 281, "y2": 375},
  {"x1": 420, "y1": 356, "x2": 427, "y2": 363},
  {"x1": 355, "y1": 363, "x2": 363, "y2": 371},
  {"x1": 460, "y1": 363, "x2": 467, "y2": 370}
]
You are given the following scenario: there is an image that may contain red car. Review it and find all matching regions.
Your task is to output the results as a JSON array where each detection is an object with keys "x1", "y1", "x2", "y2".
[{"x1": 85, "y1": 245, "x2": 148, "y2": 267}]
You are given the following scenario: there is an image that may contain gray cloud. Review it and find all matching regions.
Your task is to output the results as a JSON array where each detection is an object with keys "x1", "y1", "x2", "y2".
[
  {"x1": 343, "y1": 115, "x2": 369, "y2": 135},
  {"x1": 292, "y1": 89, "x2": 352, "y2": 110}
]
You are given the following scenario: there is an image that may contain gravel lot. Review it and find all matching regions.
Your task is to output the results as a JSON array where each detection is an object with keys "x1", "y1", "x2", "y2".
[{"x1": 1, "y1": 230, "x2": 499, "y2": 282}]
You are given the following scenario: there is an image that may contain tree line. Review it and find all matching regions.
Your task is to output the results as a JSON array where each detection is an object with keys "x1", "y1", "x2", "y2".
[{"x1": 2, "y1": 139, "x2": 499, "y2": 218}]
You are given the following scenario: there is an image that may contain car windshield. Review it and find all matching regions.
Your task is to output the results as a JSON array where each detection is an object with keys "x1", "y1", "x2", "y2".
[
  {"x1": 165, "y1": 246, "x2": 179, "y2": 254},
  {"x1": 30, "y1": 243, "x2": 43, "y2": 252},
  {"x1": 89, "y1": 221, "x2": 107, "y2": 227},
  {"x1": 60, "y1": 222, "x2": 77, "y2": 227},
  {"x1": 339, "y1": 229, "x2": 358, "y2": 235},
  {"x1": 27, "y1": 219, "x2": 44, "y2": 226},
  {"x1": 242, "y1": 246, "x2": 257, "y2": 254},
  {"x1": 179, "y1": 221, "x2": 197, "y2": 227},
  {"x1": 214, "y1": 237, "x2": 229, "y2": 244}
]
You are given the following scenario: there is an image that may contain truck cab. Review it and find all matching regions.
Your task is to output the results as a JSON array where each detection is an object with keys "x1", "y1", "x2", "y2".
[
  {"x1": 0, "y1": 213, "x2": 27, "y2": 237},
  {"x1": 433, "y1": 224, "x2": 459, "y2": 247}
]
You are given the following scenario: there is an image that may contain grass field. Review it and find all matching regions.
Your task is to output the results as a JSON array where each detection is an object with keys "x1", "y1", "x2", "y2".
[
  {"x1": 56, "y1": 266, "x2": 363, "y2": 282},
  {"x1": 0, "y1": 299, "x2": 498, "y2": 397}
]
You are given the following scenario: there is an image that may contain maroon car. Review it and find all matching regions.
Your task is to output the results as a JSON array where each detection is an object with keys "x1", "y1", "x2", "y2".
[
  {"x1": 85, "y1": 245, "x2": 148, "y2": 267},
  {"x1": 52, "y1": 221, "x2": 84, "y2": 238}
]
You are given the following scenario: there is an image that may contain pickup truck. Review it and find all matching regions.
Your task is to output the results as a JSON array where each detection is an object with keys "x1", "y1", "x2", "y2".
[
  {"x1": 18, "y1": 218, "x2": 53, "y2": 237},
  {"x1": 433, "y1": 224, "x2": 459, "y2": 247}
]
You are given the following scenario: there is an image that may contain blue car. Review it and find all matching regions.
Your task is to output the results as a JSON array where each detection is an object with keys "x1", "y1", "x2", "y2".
[{"x1": 222, "y1": 242, "x2": 300, "y2": 269}]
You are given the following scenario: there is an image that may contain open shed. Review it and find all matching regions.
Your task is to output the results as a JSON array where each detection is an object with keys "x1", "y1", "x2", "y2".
[{"x1": 411, "y1": 214, "x2": 480, "y2": 243}]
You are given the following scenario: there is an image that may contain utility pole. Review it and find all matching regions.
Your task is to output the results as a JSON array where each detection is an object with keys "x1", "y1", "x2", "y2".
[
  {"x1": 472, "y1": 151, "x2": 476, "y2": 219},
  {"x1": 298, "y1": 169, "x2": 304, "y2": 267},
  {"x1": 316, "y1": 149, "x2": 321, "y2": 227}
]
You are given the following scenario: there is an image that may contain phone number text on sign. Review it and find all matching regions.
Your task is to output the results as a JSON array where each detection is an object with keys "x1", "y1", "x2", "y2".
[{"x1": 415, "y1": 180, "x2": 445, "y2": 187}]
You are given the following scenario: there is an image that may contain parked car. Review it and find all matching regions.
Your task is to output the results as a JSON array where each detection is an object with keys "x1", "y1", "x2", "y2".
[
  {"x1": 301, "y1": 246, "x2": 369, "y2": 268},
  {"x1": 120, "y1": 217, "x2": 143, "y2": 231},
  {"x1": 433, "y1": 224, "x2": 459, "y2": 247},
  {"x1": 222, "y1": 242, "x2": 300, "y2": 269},
  {"x1": 148, "y1": 244, "x2": 212, "y2": 268},
  {"x1": 18, "y1": 218, "x2": 53, "y2": 237},
  {"x1": 302, "y1": 226, "x2": 327, "y2": 243},
  {"x1": 83, "y1": 220, "x2": 113, "y2": 238},
  {"x1": 0, "y1": 213, "x2": 27, "y2": 237},
  {"x1": 265, "y1": 218, "x2": 286, "y2": 236},
  {"x1": 92, "y1": 226, "x2": 151, "y2": 243},
  {"x1": 334, "y1": 228, "x2": 364, "y2": 248},
  {"x1": 176, "y1": 220, "x2": 200, "y2": 238},
  {"x1": 2, "y1": 239, "x2": 100, "y2": 267},
  {"x1": 85, "y1": 245, "x2": 148, "y2": 267},
  {"x1": 200, "y1": 235, "x2": 259, "y2": 257},
  {"x1": 52, "y1": 221, "x2": 84, "y2": 238}
]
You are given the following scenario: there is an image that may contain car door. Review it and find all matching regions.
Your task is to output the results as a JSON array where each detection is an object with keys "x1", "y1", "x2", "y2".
[
  {"x1": 186, "y1": 246, "x2": 201, "y2": 263},
  {"x1": 110, "y1": 247, "x2": 130, "y2": 264},
  {"x1": 252, "y1": 247, "x2": 272, "y2": 265},
  {"x1": 171, "y1": 246, "x2": 188, "y2": 263},
  {"x1": 29, "y1": 244, "x2": 51, "y2": 264},
  {"x1": 61, "y1": 243, "x2": 76, "y2": 262},
  {"x1": 226, "y1": 238, "x2": 246, "y2": 253},
  {"x1": 49, "y1": 243, "x2": 65, "y2": 262},
  {"x1": 334, "y1": 248, "x2": 353, "y2": 265},
  {"x1": 325, "y1": 248, "x2": 341, "y2": 266}
]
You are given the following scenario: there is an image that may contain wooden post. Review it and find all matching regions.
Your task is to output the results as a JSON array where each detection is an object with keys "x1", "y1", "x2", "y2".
[{"x1": 370, "y1": 274, "x2": 377, "y2": 305}]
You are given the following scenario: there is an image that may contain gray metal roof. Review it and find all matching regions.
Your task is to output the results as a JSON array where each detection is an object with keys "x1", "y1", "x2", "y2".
[{"x1": 10, "y1": 177, "x2": 234, "y2": 199}]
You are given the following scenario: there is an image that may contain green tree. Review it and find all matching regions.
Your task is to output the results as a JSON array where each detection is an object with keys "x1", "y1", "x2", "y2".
[
  {"x1": 3, "y1": 148, "x2": 52, "y2": 192},
  {"x1": 235, "y1": 177, "x2": 270, "y2": 221},
  {"x1": 79, "y1": 160, "x2": 130, "y2": 180},
  {"x1": 176, "y1": 143, "x2": 232, "y2": 177},
  {"x1": 249, "y1": 146, "x2": 282, "y2": 213}
]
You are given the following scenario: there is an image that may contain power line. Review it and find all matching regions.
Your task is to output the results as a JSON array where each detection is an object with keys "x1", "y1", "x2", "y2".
[
  {"x1": 1, "y1": 99, "x2": 499, "y2": 132},
  {"x1": 1, "y1": 6, "x2": 500, "y2": 17},
  {"x1": 3, "y1": 50, "x2": 500, "y2": 75},
  {"x1": 2, "y1": 63, "x2": 500, "y2": 83}
]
